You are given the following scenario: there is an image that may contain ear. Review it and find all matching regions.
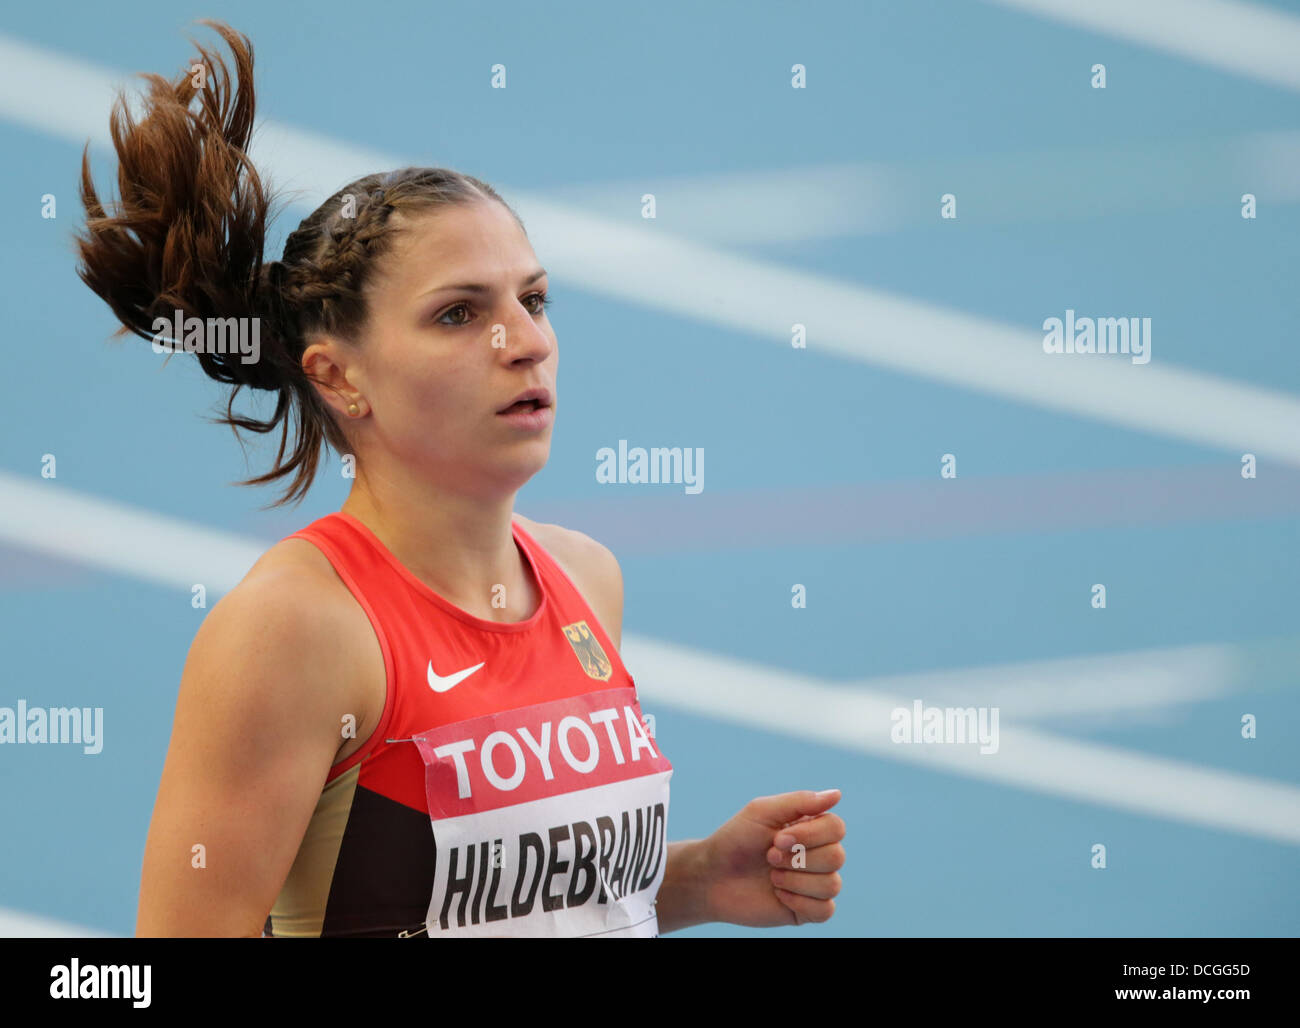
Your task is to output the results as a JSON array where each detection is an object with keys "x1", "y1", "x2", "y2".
[{"x1": 302, "y1": 334, "x2": 367, "y2": 418}]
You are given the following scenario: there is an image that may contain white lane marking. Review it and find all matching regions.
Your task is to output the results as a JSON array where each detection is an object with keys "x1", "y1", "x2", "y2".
[
  {"x1": 537, "y1": 131, "x2": 1300, "y2": 244},
  {"x1": 1, "y1": 32, "x2": 1299, "y2": 463},
  {"x1": 0, "y1": 473, "x2": 261, "y2": 593},
  {"x1": 2, "y1": 470, "x2": 1296, "y2": 845},
  {"x1": 0, "y1": 907, "x2": 109, "y2": 937},
  {"x1": 850, "y1": 642, "x2": 1244, "y2": 720},
  {"x1": 622, "y1": 634, "x2": 1300, "y2": 847},
  {"x1": 984, "y1": 0, "x2": 1300, "y2": 92}
]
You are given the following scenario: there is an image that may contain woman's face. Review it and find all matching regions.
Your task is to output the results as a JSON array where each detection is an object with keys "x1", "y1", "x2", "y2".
[{"x1": 347, "y1": 198, "x2": 558, "y2": 497}]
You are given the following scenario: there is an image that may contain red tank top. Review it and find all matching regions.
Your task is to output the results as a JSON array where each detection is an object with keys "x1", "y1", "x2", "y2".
[{"x1": 264, "y1": 511, "x2": 672, "y2": 938}]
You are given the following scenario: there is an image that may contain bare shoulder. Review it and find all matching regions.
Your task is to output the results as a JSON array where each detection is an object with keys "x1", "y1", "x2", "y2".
[
  {"x1": 514, "y1": 513, "x2": 624, "y2": 648},
  {"x1": 229, "y1": 534, "x2": 379, "y2": 665},
  {"x1": 187, "y1": 536, "x2": 381, "y2": 740},
  {"x1": 227, "y1": 536, "x2": 361, "y2": 627}
]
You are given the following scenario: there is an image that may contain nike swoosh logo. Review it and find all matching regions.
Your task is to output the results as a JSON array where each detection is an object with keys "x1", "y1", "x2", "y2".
[{"x1": 427, "y1": 660, "x2": 485, "y2": 693}]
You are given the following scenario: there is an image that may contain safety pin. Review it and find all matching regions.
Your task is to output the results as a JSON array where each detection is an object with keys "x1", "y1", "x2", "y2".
[{"x1": 397, "y1": 924, "x2": 429, "y2": 938}]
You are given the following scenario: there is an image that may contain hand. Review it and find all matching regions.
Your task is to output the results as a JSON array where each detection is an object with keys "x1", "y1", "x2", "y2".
[{"x1": 699, "y1": 789, "x2": 845, "y2": 927}]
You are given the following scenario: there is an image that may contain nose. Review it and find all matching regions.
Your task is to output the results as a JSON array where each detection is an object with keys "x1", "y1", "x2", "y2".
[{"x1": 500, "y1": 301, "x2": 554, "y2": 364}]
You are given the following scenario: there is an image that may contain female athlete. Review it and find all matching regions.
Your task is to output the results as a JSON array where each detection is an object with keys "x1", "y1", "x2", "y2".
[{"x1": 75, "y1": 20, "x2": 845, "y2": 937}]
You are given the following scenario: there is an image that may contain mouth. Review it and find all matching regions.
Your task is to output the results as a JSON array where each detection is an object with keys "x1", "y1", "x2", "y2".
[
  {"x1": 495, "y1": 395, "x2": 554, "y2": 431},
  {"x1": 496, "y1": 388, "x2": 553, "y2": 415}
]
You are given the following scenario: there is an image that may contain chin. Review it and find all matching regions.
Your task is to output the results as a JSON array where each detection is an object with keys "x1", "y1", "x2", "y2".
[{"x1": 501, "y1": 445, "x2": 551, "y2": 483}]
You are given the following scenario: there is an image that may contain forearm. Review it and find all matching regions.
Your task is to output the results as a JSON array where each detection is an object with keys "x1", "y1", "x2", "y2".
[{"x1": 655, "y1": 839, "x2": 713, "y2": 934}]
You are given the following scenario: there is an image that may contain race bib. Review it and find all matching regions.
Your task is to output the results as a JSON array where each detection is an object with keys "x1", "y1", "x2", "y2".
[{"x1": 413, "y1": 687, "x2": 672, "y2": 937}]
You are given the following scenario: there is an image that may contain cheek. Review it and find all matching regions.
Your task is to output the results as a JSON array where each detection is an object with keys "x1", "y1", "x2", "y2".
[
  {"x1": 385, "y1": 354, "x2": 474, "y2": 426},
  {"x1": 395, "y1": 378, "x2": 458, "y2": 428}
]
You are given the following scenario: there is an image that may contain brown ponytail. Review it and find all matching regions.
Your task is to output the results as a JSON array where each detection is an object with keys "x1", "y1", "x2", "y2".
[{"x1": 75, "y1": 19, "x2": 520, "y2": 506}]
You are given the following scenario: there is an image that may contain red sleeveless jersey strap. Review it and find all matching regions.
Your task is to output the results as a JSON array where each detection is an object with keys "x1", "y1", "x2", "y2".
[{"x1": 508, "y1": 518, "x2": 626, "y2": 677}]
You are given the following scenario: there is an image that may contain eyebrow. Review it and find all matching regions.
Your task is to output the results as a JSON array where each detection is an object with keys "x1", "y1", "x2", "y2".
[{"x1": 419, "y1": 267, "x2": 547, "y2": 298}]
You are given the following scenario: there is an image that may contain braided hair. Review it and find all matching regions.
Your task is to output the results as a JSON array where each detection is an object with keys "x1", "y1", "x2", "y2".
[{"x1": 74, "y1": 19, "x2": 519, "y2": 505}]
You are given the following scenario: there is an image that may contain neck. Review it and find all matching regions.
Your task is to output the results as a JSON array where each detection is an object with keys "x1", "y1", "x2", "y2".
[{"x1": 340, "y1": 465, "x2": 534, "y2": 622}]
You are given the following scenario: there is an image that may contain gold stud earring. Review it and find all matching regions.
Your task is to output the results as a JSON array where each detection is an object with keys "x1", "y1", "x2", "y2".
[{"x1": 347, "y1": 402, "x2": 360, "y2": 417}]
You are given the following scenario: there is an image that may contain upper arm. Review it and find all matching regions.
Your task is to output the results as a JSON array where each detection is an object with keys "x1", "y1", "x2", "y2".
[{"x1": 136, "y1": 550, "x2": 366, "y2": 937}]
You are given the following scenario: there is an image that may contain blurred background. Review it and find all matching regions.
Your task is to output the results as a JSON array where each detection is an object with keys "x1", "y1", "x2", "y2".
[{"x1": 1, "y1": 0, "x2": 1297, "y2": 936}]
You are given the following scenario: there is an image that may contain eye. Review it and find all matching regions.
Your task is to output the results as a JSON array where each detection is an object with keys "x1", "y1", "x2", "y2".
[
  {"x1": 435, "y1": 302, "x2": 473, "y2": 326},
  {"x1": 432, "y1": 292, "x2": 552, "y2": 327}
]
